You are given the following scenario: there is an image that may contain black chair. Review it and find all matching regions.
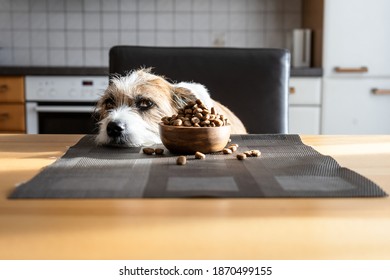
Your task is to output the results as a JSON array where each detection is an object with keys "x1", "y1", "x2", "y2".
[{"x1": 109, "y1": 46, "x2": 290, "y2": 134}]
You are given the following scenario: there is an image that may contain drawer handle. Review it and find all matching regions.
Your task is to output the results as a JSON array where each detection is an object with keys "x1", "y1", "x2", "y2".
[
  {"x1": 289, "y1": 87, "x2": 296, "y2": 94},
  {"x1": 334, "y1": 66, "x2": 368, "y2": 73},
  {"x1": 0, "y1": 84, "x2": 9, "y2": 93},
  {"x1": 372, "y1": 88, "x2": 390, "y2": 95},
  {"x1": 0, "y1": 113, "x2": 10, "y2": 121}
]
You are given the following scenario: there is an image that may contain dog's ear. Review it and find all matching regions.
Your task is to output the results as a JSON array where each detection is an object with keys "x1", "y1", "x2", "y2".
[{"x1": 171, "y1": 87, "x2": 197, "y2": 110}]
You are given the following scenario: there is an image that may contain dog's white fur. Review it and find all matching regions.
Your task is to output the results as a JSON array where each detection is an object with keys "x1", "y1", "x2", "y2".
[
  {"x1": 95, "y1": 106, "x2": 161, "y2": 146},
  {"x1": 175, "y1": 82, "x2": 214, "y2": 109},
  {"x1": 95, "y1": 69, "x2": 246, "y2": 147}
]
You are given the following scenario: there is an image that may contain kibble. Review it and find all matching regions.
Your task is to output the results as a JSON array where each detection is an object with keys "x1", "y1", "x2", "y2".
[
  {"x1": 176, "y1": 156, "x2": 187, "y2": 165},
  {"x1": 173, "y1": 119, "x2": 183, "y2": 126},
  {"x1": 223, "y1": 148, "x2": 232, "y2": 154},
  {"x1": 161, "y1": 99, "x2": 230, "y2": 128},
  {"x1": 191, "y1": 117, "x2": 200, "y2": 124},
  {"x1": 194, "y1": 151, "x2": 206, "y2": 159},
  {"x1": 244, "y1": 149, "x2": 261, "y2": 157},
  {"x1": 228, "y1": 145, "x2": 237, "y2": 152},
  {"x1": 236, "y1": 153, "x2": 247, "y2": 160},
  {"x1": 155, "y1": 148, "x2": 164, "y2": 155},
  {"x1": 143, "y1": 147, "x2": 155, "y2": 155},
  {"x1": 183, "y1": 120, "x2": 192, "y2": 127},
  {"x1": 244, "y1": 151, "x2": 252, "y2": 157}
]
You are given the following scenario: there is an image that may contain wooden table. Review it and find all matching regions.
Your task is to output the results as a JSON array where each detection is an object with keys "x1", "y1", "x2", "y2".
[{"x1": 1, "y1": 134, "x2": 390, "y2": 260}]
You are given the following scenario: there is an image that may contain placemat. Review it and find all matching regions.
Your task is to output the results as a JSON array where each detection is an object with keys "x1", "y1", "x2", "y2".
[{"x1": 9, "y1": 134, "x2": 387, "y2": 198}]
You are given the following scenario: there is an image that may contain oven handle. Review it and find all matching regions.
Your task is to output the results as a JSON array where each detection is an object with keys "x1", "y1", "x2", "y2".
[{"x1": 34, "y1": 106, "x2": 95, "y2": 113}]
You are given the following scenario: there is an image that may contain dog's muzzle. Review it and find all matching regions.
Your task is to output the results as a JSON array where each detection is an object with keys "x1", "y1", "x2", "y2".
[{"x1": 106, "y1": 121, "x2": 125, "y2": 138}]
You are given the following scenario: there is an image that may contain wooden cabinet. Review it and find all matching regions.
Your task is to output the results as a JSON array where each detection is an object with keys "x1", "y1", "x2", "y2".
[
  {"x1": 289, "y1": 77, "x2": 322, "y2": 134},
  {"x1": 0, "y1": 76, "x2": 25, "y2": 133}
]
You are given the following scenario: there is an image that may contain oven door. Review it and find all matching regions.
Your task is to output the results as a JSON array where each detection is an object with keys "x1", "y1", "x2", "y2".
[{"x1": 26, "y1": 102, "x2": 99, "y2": 134}]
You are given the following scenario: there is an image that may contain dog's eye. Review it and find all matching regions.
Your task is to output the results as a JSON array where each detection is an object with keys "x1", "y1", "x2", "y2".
[
  {"x1": 136, "y1": 99, "x2": 154, "y2": 111},
  {"x1": 104, "y1": 98, "x2": 115, "y2": 110}
]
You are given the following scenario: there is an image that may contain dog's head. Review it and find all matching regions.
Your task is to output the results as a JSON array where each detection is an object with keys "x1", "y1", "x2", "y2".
[{"x1": 95, "y1": 68, "x2": 211, "y2": 147}]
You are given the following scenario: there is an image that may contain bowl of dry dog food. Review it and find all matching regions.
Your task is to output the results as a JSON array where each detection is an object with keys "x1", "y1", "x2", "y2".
[{"x1": 159, "y1": 99, "x2": 231, "y2": 154}]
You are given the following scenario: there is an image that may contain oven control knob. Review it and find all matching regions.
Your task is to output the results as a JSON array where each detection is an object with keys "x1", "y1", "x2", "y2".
[{"x1": 49, "y1": 89, "x2": 57, "y2": 97}]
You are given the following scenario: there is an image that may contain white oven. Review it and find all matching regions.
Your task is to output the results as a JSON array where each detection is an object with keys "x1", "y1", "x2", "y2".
[{"x1": 25, "y1": 76, "x2": 108, "y2": 134}]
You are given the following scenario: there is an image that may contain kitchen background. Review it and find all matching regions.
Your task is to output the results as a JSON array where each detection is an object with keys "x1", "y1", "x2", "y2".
[
  {"x1": 1, "y1": 0, "x2": 389, "y2": 135},
  {"x1": 0, "y1": 0, "x2": 302, "y2": 66}
]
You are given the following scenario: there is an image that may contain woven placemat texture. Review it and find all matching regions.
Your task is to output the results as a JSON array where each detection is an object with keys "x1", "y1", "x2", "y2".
[{"x1": 9, "y1": 134, "x2": 387, "y2": 198}]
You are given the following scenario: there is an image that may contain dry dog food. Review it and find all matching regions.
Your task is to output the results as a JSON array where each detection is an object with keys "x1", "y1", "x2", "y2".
[
  {"x1": 161, "y1": 99, "x2": 229, "y2": 127},
  {"x1": 222, "y1": 143, "x2": 239, "y2": 154},
  {"x1": 176, "y1": 156, "x2": 187, "y2": 165},
  {"x1": 143, "y1": 147, "x2": 164, "y2": 155},
  {"x1": 194, "y1": 151, "x2": 206, "y2": 159},
  {"x1": 244, "y1": 150, "x2": 261, "y2": 157},
  {"x1": 236, "y1": 153, "x2": 247, "y2": 160},
  {"x1": 227, "y1": 144, "x2": 238, "y2": 152},
  {"x1": 222, "y1": 148, "x2": 232, "y2": 154},
  {"x1": 143, "y1": 147, "x2": 155, "y2": 155}
]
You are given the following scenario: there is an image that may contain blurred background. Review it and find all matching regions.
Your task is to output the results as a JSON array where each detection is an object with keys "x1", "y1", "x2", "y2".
[{"x1": 0, "y1": 0, "x2": 301, "y2": 66}]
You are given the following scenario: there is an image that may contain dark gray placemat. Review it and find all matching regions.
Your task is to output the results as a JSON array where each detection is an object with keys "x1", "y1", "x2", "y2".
[{"x1": 9, "y1": 134, "x2": 387, "y2": 198}]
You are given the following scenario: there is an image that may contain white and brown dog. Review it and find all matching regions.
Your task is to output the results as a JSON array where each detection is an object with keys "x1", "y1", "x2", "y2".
[{"x1": 95, "y1": 68, "x2": 246, "y2": 147}]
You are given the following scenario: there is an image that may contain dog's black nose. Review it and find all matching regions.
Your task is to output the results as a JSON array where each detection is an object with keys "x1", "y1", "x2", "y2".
[{"x1": 106, "y1": 121, "x2": 125, "y2": 137}]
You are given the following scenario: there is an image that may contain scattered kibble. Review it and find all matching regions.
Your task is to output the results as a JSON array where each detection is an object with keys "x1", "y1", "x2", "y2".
[
  {"x1": 176, "y1": 156, "x2": 187, "y2": 165},
  {"x1": 228, "y1": 145, "x2": 237, "y2": 152},
  {"x1": 194, "y1": 151, "x2": 206, "y2": 159},
  {"x1": 243, "y1": 149, "x2": 261, "y2": 157},
  {"x1": 223, "y1": 148, "x2": 232, "y2": 154},
  {"x1": 142, "y1": 147, "x2": 155, "y2": 155},
  {"x1": 155, "y1": 148, "x2": 164, "y2": 155},
  {"x1": 236, "y1": 153, "x2": 247, "y2": 160}
]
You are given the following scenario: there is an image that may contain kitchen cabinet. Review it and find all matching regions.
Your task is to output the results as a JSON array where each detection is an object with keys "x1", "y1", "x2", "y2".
[
  {"x1": 289, "y1": 77, "x2": 322, "y2": 134},
  {"x1": 0, "y1": 76, "x2": 25, "y2": 133},
  {"x1": 323, "y1": 0, "x2": 390, "y2": 77},
  {"x1": 322, "y1": 0, "x2": 390, "y2": 134},
  {"x1": 322, "y1": 79, "x2": 390, "y2": 134}
]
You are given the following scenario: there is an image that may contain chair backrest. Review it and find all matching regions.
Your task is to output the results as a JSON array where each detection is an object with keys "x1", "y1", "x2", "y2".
[{"x1": 109, "y1": 46, "x2": 290, "y2": 134}]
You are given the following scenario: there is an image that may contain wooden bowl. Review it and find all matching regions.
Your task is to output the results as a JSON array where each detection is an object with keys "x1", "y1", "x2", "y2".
[{"x1": 159, "y1": 123, "x2": 231, "y2": 154}]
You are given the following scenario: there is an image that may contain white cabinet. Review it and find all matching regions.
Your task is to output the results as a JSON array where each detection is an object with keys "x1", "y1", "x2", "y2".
[
  {"x1": 322, "y1": 79, "x2": 390, "y2": 134},
  {"x1": 323, "y1": 0, "x2": 390, "y2": 77},
  {"x1": 322, "y1": 0, "x2": 390, "y2": 134},
  {"x1": 289, "y1": 78, "x2": 322, "y2": 134},
  {"x1": 289, "y1": 107, "x2": 321, "y2": 134}
]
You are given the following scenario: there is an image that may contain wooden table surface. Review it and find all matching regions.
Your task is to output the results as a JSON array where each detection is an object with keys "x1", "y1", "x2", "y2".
[{"x1": 1, "y1": 134, "x2": 390, "y2": 260}]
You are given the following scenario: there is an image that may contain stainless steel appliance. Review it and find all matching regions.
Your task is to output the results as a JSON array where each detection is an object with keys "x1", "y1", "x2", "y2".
[
  {"x1": 25, "y1": 76, "x2": 108, "y2": 134},
  {"x1": 292, "y1": 29, "x2": 312, "y2": 68}
]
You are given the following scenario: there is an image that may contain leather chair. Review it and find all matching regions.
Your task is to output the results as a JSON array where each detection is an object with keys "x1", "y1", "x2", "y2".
[{"x1": 109, "y1": 46, "x2": 290, "y2": 134}]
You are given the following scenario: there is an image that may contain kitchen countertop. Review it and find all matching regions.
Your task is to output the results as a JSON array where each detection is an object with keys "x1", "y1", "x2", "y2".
[
  {"x1": 0, "y1": 66, "x2": 322, "y2": 77},
  {"x1": 0, "y1": 67, "x2": 109, "y2": 76},
  {"x1": 0, "y1": 134, "x2": 389, "y2": 259}
]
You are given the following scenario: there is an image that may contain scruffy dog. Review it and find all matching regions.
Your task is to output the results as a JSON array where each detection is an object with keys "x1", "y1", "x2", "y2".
[{"x1": 95, "y1": 68, "x2": 246, "y2": 147}]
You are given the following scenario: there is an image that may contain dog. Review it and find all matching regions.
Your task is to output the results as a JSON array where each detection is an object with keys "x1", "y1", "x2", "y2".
[{"x1": 95, "y1": 68, "x2": 246, "y2": 147}]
